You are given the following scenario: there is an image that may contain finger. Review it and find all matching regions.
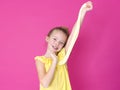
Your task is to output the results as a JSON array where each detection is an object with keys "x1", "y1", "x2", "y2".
[{"x1": 50, "y1": 53, "x2": 54, "y2": 57}]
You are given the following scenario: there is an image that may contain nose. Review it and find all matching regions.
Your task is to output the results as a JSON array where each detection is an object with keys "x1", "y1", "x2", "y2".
[{"x1": 54, "y1": 41, "x2": 59, "y2": 47}]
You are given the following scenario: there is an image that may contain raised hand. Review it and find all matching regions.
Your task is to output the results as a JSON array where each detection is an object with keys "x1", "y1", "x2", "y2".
[
  {"x1": 77, "y1": 1, "x2": 93, "y2": 23},
  {"x1": 81, "y1": 1, "x2": 93, "y2": 12}
]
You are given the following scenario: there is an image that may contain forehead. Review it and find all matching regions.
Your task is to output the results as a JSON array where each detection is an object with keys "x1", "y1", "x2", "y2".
[
  {"x1": 50, "y1": 30, "x2": 65, "y2": 36},
  {"x1": 50, "y1": 30, "x2": 67, "y2": 40}
]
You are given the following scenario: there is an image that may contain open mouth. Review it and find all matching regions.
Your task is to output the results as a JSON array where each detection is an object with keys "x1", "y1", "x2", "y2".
[{"x1": 52, "y1": 46, "x2": 58, "y2": 51}]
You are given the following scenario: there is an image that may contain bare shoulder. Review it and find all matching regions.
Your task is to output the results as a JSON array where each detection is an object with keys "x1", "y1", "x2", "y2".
[
  {"x1": 34, "y1": 56, "x2": 46, "y2": 72},
  {"x1": 35, "y1": 57, "x2": 46, "y2": 78}
]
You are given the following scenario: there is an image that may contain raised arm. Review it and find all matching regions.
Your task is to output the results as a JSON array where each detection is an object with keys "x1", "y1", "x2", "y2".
[{"x1": 58, "y1": 1, "x2": 93, "y2": 65}]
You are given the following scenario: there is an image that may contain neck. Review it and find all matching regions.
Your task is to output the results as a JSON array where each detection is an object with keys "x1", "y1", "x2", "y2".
[
  {"x1": 44, "y1": 51, "x2": 51, "y2": 58},
  {"x1": 44, "y1": 48, "x2": 57, "y2": 58}
]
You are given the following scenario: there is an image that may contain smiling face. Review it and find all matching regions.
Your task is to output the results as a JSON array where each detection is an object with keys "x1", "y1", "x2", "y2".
[{"x1": 46, "y1": 29, "x2": 68, "y2": 54}]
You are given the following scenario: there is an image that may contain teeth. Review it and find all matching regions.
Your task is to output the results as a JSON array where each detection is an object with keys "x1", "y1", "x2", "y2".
[{"x1": 52, "y1": 46, "x2": 58, "y2": 50}]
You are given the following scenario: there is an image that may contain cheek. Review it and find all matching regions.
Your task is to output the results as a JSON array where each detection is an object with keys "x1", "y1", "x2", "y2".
[
  {"x1": 59, "y1": 44, "x2": 64, "y2": 49},
  {"x1": 47, "y1": 41, "x2": 53, "y2": 47},
  {"x1": 48, "y1": 39, "x2": 54, "y2": 44}
]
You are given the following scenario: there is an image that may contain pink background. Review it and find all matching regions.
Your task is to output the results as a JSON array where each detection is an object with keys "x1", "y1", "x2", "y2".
[{"x1": 0, "y1": 0, "x2": 120, "y2": 90}]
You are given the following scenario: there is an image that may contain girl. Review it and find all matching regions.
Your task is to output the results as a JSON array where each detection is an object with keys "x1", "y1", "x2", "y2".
[{"x1": 35, "y1": 1, "x2": 93, "y2": 90}]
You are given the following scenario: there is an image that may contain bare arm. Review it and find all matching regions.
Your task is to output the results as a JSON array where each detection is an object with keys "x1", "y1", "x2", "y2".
[
  {"x1": 59, "y1": 1, "x2": 93, "y2": 65},
  {"x1": 35, "y1": 53, "x2": 58, "y2": 88}
]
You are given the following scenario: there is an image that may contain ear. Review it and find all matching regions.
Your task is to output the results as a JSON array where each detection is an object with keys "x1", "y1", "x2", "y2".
[{"x1": 45, "y1": 36, "x2": 49, "y2": 42}]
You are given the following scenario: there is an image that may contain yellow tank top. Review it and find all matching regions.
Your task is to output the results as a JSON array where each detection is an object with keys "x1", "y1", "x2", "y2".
[{"x1": 35, "y1": 48, "x2": 72, "y2": 90}]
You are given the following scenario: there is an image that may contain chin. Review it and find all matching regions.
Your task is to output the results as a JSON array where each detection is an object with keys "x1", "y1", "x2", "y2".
[
  {"x1": 53, "y1": 49, "x2": 60, "y2": 54},
  {"x1": 57, "y1": 48, "x2": 62, "y2": 52}
]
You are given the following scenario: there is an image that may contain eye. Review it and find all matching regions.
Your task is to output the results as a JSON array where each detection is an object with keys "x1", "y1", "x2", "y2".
[
  {"x1": 53, "y1": 38, "x2": 56, "y2": 41},
  {"x1": 59, "y1": 41, "x2": 65, "y2": 45}
]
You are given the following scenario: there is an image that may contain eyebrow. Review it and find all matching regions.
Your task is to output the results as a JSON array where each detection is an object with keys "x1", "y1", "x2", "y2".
[{"x1": 52, "y1": 36, "x2": 65, "y2": 43}]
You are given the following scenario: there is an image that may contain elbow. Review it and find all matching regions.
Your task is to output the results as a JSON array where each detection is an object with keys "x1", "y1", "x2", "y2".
[
  {"x1": 40, "y1": 80, "x2": 50, "y2": 88},
  {"x1": 42, "y1": 84, "x2": 49, "y2": 88}
]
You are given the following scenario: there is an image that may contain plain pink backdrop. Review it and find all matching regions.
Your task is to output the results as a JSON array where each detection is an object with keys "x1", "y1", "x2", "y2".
[{"x1": 0, "y1": 0, "x2": 120, "y2": 90}]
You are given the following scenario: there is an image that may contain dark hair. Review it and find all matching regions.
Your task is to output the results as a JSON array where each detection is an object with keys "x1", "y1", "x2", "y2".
[
  {"x1": 47, "y1": 26, "x2": 69, "y2": 38},
  {"x1": 47, "y1": 26, "x2": 69, "y2": 46}
]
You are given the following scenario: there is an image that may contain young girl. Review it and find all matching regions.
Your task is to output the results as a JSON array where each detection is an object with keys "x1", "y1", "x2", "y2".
[{"x1": 35, "y1": 1, "x2": 93, "y2": 90}]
